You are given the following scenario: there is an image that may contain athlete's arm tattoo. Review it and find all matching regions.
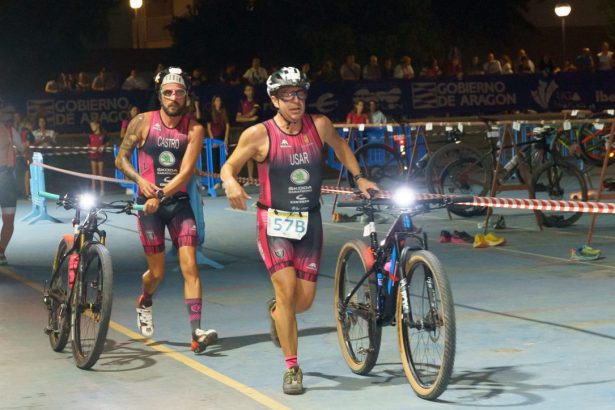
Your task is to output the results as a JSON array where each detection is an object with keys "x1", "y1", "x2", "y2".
[{"x1": 115, "y1": 115, "x2": 144, "y2": 183}]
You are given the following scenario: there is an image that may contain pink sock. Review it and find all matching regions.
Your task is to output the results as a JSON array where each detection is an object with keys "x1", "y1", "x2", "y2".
[{"x1": 285, "y1": 355, "x2": 298, "y2": 369}]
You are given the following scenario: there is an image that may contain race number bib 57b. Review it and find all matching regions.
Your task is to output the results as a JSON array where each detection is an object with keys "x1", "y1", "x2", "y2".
[{"x1": 267, "y1": 208, "x2": 309, "y2": 240}]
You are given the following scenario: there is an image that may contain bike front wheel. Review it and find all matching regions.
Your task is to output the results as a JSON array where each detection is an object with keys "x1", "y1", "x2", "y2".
[
  {"x1": 396, "y1": 250, "x2": 455, "y2": 401},
  {"x1": 334, "y1": 240, "x2": 381, "y2": 375},
  {"x1": 530, "y1": 160, "x2": 587, "y2": 227},
  {"x1": 46, "y1": 237, "x2": 73, "y2": 352},
  {"x1": 71, "y1": 243, "x2": 113, "y2": 369}
]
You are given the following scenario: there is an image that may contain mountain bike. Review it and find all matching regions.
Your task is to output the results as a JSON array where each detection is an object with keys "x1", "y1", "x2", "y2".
[
  {"x1": 576, "y1": 112, "x2": 615, "y2": 167},
  {"x1": 334, "y1": 188, "x2": 470, "y2": 400},
  {"x1": 41, "y1": 191, "x2": 143, "y2": 369}
]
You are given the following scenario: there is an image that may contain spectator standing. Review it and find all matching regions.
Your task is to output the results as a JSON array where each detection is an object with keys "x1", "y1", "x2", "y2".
[
  {"x1": 419, "y1": 58, "x2": 443, "y2": 79},
  {"x1": 446, "y1": 56, "x2": 464, "y2": 78},
  {"x1": 122, "y1": 69, "x2": 149, "y2": 90},
  {"x1": 44, "y1": 74, "x2": 62, "y2": 93},
  {"x1": 362, "y1": 55, "x2": 382, "y2": 81},
  {"x1": 17, "y1": 116, "x2": 35, "y2": 199},
  {"x1": 120, "y1": 106, "x2": 140, "y2": 140},
  {"x1": 368, "y1": 100, "x2": 387, "y2": 125},
  {"x1": 393, "y1": 56, "x2": 415, "y2": 79},
  {"x1": 206, "y1": 95, "x2": 230, "y2": 176},
  {"x1": 243, "y1": 57, "x2": 268, "y2": 86},
  {"x1": 32, "y1": 117, "x2": 56, "y2": 147},
  {"x1": 0, "y1": 117, "x2": 30, "y2": 265},
  {"x1": 346, "y1": 100, "x2": 369, "y2": 124},
  {"x1": 483, "y1": 53, "x2": 502, "y2": 74},
  {"x1": 596, "y1": 41, "x2": 614, "y2": 71},
  {"x1": 87, "y1": 120, "x2": 108, "y2": 195},
  {"x1": 340, "y1": 54, "x2": 361, "y2": 81},
  {"x1": 235, "y1": 84, "x2": 261, "y2": 185},
  {"x1": 91, "y1": 68, "x2": 116, "y2": 91}
]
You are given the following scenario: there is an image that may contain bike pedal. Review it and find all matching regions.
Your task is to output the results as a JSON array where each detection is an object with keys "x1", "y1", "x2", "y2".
[{"x1": 43, "y1": 326, "x2": 52, "y2": 335}]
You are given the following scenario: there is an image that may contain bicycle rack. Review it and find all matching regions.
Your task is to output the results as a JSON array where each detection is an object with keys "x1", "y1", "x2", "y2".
[{"x1": 21, "y1": 152, "x2": 62, "y2": 225}]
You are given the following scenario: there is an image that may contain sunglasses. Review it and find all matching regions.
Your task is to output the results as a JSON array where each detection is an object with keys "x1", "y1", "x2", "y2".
[
  {"x1": 161, "y1": 89, "x2": 187, "y2": 98},
  {"x1": 276, "y1": 89, "x2": 308, "y2": 102}
]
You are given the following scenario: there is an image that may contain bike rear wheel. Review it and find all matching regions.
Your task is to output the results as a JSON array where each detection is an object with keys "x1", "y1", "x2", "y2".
[
  {"x1": 425, "y1": 142, "x2": 486, "y2": 195},
  {"x1": 439, "y1": 156, "x2": 491, "y2": 217},
  {"x1": 576, "y1": 113, "x2": 615, "y2": 167},
  {"x1": 397, "y1": 250, "x2": 455, "y2": 401},
  {"x1": 349, "y1": 143, "x2": 405, "y2": 191},
  {"x1": 334, "y1": 240, "x2": 381, "y2": 375},
  {"x1": 72, "y1": 243, "x2": 113, "y2": 369},
  {"x1": 46, "y1": 238, "x2": 73, "y2": 352},
  {"x1": 530, "y1": 160, "x2": 587, "y2": 227}
]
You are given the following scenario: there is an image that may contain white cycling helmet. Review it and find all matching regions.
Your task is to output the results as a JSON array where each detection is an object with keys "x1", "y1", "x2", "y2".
[{"x1": 266, "y1": 66, "x2": 310, "y2": 97}]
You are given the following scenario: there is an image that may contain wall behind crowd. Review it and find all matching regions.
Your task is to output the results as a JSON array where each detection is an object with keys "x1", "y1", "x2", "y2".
[{"x1": 4, "y1": 71, "x2": 615, "y2": 136}]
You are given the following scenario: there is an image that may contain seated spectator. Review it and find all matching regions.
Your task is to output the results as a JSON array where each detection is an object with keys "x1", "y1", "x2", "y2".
[
  {"x1": 314, "y1": 59, "x2": 338, "y2": 83},
  {"x1": 483, "y1": 53, "x2": 502, "y2": 74},
  {"x1": 562, "y1": 60, "x2": 578, "y2": 72},
  {"x1": 362, "y1": 55, "x2": 382, "y2": 81},
  {"x1": 219, "y1": 62, "x2": 242, "y2": 85},
  {"x1": 346, "y1": 100, "x2": 369, "y2": 124},
  {"x1": 516, "y1": 49, "x2": 535, "y2": 73},
  {"x1": 596, "y1": 41, "x2": 614, "y2": 71},
  {"x1": 60, "y1": 73, "x2": 74, "y2": 91},
  {"x1": 44, "y1": 75, "x2": 61, "y2": 93},
  {"x1": 538, "y1": 55, "x2": 559, "y2": 75},
  {"x1": 575, "y1": 47, "x2": 595, "y2": 72},
  {"x1": 91, "y1": 68, "x2": 116, "y2": 91},
  {"x1": 382, "y1": 57, "x2": 395, "y2": 80},
  {"x1": 466, "y1": 56, "x2": 484, "y2": 75},
  {"x1": 419, "y1": 58, "x2": 442, "y2": 79},
  {"x1": 500, "y1": 55, "x2": 514, "y2": 74},
  {"x1": 393, "y1": 56, "x2": 415, "y2": 80},
  {"x1": 75, "y1": 72, "x2": 90, "y2": 92},
  {"x1": 368, "y1": 100, "x2": 387, "y2": 125},
  {"x1": 121, "y1": 69, "x2": 149, "y2": 90},
  {"x1": 446, "y1": 56, "x2": 463, "y2": 78},
  {"x1": 242, "y1": 57, "x2": 268, "y2": 85},
  {"x1": 191, "y1": 67, "x2": 207, "y2": 87},
  {"x1": 32, "y1": 116, "x2": 57, "y2": 147},
  {"x1": 340, "y1": 54, "x2": 361, "y2": 81}
]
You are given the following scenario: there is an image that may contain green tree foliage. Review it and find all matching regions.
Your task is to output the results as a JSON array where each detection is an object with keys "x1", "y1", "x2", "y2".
[
  {"x1": 169, "y1": 0, "x2": 533, "y2": 74},
  {"x1": 0, "y1": 0, "x2": 119, "y2": 93}
]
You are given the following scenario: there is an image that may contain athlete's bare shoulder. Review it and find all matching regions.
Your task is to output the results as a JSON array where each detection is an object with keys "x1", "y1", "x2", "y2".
[
  {"x1": 120, "y1": 111, "x2": 152, "y2": 149},
  {"x1": 188, "y1": 118, "x2": 205, "y2": 137}
]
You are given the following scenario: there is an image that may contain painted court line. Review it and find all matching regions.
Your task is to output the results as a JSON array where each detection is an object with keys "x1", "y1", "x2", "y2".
[{"x1": 0, "y1": 267, "x2": 290, "y2": 410}]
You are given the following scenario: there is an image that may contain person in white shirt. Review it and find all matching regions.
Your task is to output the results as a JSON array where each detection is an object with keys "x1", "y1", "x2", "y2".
[
  {"x1": 32, "y1": 117, "x2": 57, "y2": 147},
  {"x1": 596, "y1": 41, "x2": 614, "y2": 71},
  {"x1": 243, "y1": 57, "x2": 268, "y2": 85}
]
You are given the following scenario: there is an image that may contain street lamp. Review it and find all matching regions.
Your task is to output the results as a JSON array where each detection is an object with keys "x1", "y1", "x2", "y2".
[
  {"x1": 130, "y1": 0, "x2": 143, "y2": 49},
  {"x1": 554, "y1": 2, "x2": 572, "y2": 65}
]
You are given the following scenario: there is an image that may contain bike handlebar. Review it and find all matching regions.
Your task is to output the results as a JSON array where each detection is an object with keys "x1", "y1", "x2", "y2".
[
  {"x1": 337, "y1": 194, "x2": 475, "y2": 209},
  {"x1": 39, "y1": 191, "x2": 144, "y2": 212}
]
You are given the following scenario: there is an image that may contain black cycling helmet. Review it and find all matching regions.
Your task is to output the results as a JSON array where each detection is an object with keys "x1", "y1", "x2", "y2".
[
  {"x1": 154, "y1": 66, "x2": 192, "y2": 94},
  {"x1": 266, "y1": 67, "x2": 310, "y2": 97}
]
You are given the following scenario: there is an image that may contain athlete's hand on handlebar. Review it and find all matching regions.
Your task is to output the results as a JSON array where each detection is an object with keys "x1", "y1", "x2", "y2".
[
  {"x1": 356, "y1": 178, "x2": 379, "y2": 199},
  {"x1": 138, "y1": 179, "x2": 159, "y2": 199},
  {"x1": 142, "y1": 198, "x2": 161, "y2": 215},
  {"x1": 224, "y1": 179, "x2": 252, "y2": 210}
]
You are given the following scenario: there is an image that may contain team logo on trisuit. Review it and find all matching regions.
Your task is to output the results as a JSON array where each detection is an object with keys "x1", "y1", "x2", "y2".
[
  {"x1": 280, "y1": 139, "x2": 290, "y2": 148},
  {"x1": 274, "y1": 249, "x2": 285, "y2": 258},
  {"x1": 290, "y1": 169, "x2": 310, "y2": 185},
  {"x1": 159, "y1": 151, "x2": 176, "y2": 167}
]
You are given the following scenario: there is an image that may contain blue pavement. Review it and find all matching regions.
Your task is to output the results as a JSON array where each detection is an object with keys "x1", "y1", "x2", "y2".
[{"x1": 1, "y1": 188, "x2": 615, "y2": 409}]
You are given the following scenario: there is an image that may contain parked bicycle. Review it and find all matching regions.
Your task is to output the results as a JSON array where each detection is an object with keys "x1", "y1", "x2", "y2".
[
  {"x1": 42, "y1": 191, "x2": 143, "y2": 369},
  {"x1": 436, "y1": 124, "x2": 587, "y2": 225},
  {"x1": 334, "y1": 188, "x2": 470, "y2": 400},
  {"x1": 576, "y1": 111, "x2": 615, "y2": 167}
]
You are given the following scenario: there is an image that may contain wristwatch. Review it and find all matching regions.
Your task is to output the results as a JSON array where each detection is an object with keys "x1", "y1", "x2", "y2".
[
  {"x1": 353, "y1": 172, "x2": 366, "y2": 182},
  {"x1": 156, "y1": 190, "x2": 167, "y2": 204}
]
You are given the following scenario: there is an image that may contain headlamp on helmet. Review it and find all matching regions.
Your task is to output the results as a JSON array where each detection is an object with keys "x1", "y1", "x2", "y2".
[{"x1": 266, "y1": 67, "x2": 310, "y2": 97}]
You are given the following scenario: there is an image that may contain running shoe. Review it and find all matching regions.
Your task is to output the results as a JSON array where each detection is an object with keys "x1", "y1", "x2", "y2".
[
  {"x1": 439, "y1": 230, "x2": 452, "y2": 243},
  {"x1": 267, "y1": 298, "x2": 281, "y2": 348},
  {"x1": 578, "y1": 245, "x2": 601, "y2": 257},
  {"x1": 473, "y1": 234, "x2": 489, "y2": 248},
  {"x1": 283, "y1": 366, "x2": 304, "y2": 395},
  {"x1": 484, "y1": 233, "x2": 506, "y2": 246},
  {"x1": 136, "y1": 295, "x2": 154, "y2": 338},
  {"x1": 452, "y1": 230, "x2": 474, "y2": 244},
  {"x1": 0, "y1": 254, "x2": 7, "y2": 265},
  {"x1": 191, "y1": 328, "x2": 219, "y2": 354},
  {"x1": 570, "y1": 248, "x2": 600, "y2": 261}
]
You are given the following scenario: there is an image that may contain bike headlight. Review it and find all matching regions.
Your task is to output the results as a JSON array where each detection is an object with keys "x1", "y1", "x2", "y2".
[
  {"x1": 79, "y1": 193, "x2": 96, "y2": 210},
  {"x1": 392, "y1": 187, "x2": 416, "y2": 208}
]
